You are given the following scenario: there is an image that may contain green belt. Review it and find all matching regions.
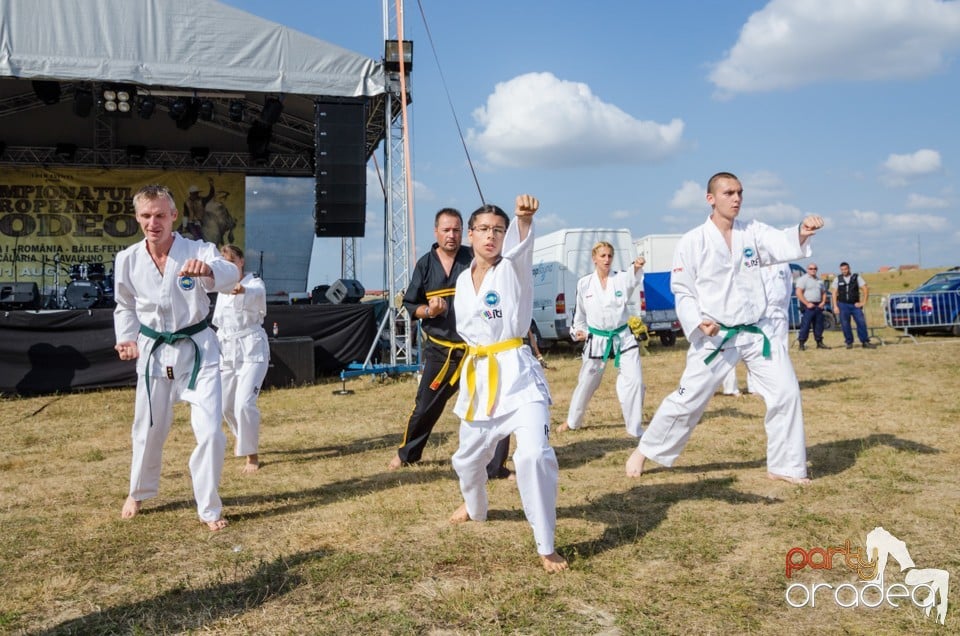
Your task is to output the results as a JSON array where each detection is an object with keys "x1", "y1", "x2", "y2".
[
  {"x1": 588, "y1": 324, "x2": 628, "y2": 368},
  {"x1": 139, "y1": 320, "x2": 209, "y2": 426},
  {"x1": 703, "y1": 323, "x2": 770, "y2": 365}
]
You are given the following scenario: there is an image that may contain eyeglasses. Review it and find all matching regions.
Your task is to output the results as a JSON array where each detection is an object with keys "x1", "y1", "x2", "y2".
[
  {"x1": 470, "y1": 225, "x2": 506, "y2": 237},
  {"x1": 808, "y1": 267, "x2": 818, "y2": 270}
]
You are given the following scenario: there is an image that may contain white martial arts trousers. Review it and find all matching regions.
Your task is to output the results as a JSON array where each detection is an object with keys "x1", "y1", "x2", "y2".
[
  {"x1": 720, "y1": 329, "x2": 789, "y2": 395},
  {"x1": 566, "y1": 347, "x2": 644, "y2": 437},
  {"x1": 638, "y1": 331, "x2": 807, "y2": 479},
  {"x1": 451, "y1": 401, "x2": 559, "y2": 556},
  {"x1": 129, "y1": 364, "x2": 227, "y2": 522},
  {"x1": 221, "y1": 359, "x2": 268, "y2": 457}
]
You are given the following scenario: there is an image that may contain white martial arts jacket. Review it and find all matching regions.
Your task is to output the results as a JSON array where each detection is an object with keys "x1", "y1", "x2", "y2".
[
  {"x1": 672, "y1": 218, "x2": 810, "y2": 347},
  {"x1": 452, "y1": 219, "x2": 550, "y2": 421},
  {"x1": 212, "y1": 273, "x2": 269, "y2": 366},
  {"x1": 760, "y1": 262, "x2": 794, "y2": 340},
  {"x1": 114, "y1": 234, "x2": 239, "y2": 381},
  {"x1": 571, "y1": 267, "x2": 643, "y2": 359}
]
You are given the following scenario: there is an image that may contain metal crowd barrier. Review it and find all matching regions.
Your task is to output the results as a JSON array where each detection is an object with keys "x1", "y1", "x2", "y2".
[{"x1": 884, "y1": 290, "x2": 960, "y2": 343}]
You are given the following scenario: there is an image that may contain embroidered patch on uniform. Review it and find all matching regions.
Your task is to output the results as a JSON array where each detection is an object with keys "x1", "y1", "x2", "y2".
[
  {"x1": 483, "y1": 291, "x2": 500, "y2": 307},
  {"x1": 743, "y1": 247, "x2": 755, "y2": 259},
  {"x1": 178, "y1": 276, "x2": 196, "y2": 291},
  {"x1": 165, "y1": 366, "x2": 174, "y2": 379},
  {"x1": 615, "y1": 290, "x2": 623, "y2": 298}
]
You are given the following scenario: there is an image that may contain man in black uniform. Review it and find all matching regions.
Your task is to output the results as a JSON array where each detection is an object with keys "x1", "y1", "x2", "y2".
[{"x1": 388, "y1": 208, "x2": 511, "y2": 478}]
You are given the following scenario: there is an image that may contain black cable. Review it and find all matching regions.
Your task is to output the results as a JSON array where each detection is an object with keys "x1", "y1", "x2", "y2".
[{"x1": 415, "y1": 0, "x2": 485, "y2": 207}]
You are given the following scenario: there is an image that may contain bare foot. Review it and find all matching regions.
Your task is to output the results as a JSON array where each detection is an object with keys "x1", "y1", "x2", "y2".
[
  {"x1": 556, "y1": 423, "x2": 572, "y2": 433},
  {"x1": 541, "y1": 552, "x2": 569, "y2": 573},
  {"x1": 625, "y1": 448, "x2": 647, "y2": 477},
  {"x1": 121, "y1": 496, "x2": 141, "y2": 519},
  {"x1": 205, "y1": 518, "x2": 229, "y2": 531},
  {"x1": 387, "y1": 454, "x2": 403, "y2": 471},
  {"x1": 507, "y1": 471, "x2": 516, "y2": 482},
  {"x1": 448, "y1": 502, "x2": 471, "y2": 524},
  {"x1": 241, "y1": 461, "x2": 259, "y2": 474},
  {"x1": 767, "y1": 472, "x2": 812, "y2": 485}
]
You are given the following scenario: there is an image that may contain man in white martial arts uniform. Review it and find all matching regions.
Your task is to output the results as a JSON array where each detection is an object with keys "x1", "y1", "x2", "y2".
[
  {"x1": 448, "y1": 194, "x2": 567, "y2": 573},
  {"x1": 114, "y1": 184, "x2": 239, "y2": 530},
  {"x1": 626, "y1": 172, "x2": 823, "y2": 484},
  {"x1": 720, "y1": 262, "x2": 794, "y2": 396},
  {"x1": 213, "y1": 244, "x2": 269, "y2": 474},
  {"x1": 559, "y1": 242, "x2": 646, "y2": 437}
]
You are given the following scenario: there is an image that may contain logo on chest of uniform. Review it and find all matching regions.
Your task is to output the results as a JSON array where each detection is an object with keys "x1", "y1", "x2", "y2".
[
  {"x1": 178, "y1": 276, "x2": 196, "y2": 291},
  {"x1": 482, "y1": 290, "x2": 503, "y2": 320},
  {"x1": 742, "y1": 247, "x2": 760, "y2": 269}
]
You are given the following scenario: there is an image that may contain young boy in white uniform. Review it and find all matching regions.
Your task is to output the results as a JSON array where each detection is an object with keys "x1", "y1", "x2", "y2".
[
  {"x1": 114, "y1": 184, "x2": 239, "y2": 530},
  {"x1": 561, "y1": 242, "x2": 646, "y2": 437},
  {"x1": 448, "y1": 194, "x2": 567, "y2": 573},
  {"x1": 213, "y1": 244, "x2": 269, "y2": 474},
  {"x1": 626, "y1": 172, "x2": 823, "y2": 484}
]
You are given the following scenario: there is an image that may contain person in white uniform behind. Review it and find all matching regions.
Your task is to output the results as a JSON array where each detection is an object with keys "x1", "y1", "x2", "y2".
[
  {"x1": 213, "y1": 244, "x2": 269, "y2": 474},
  {"x1": 559, "y1": 241, "x2": 646, "y2": 437},
  {"x1": 448, "y1": 194, "x2": 567, "y2": 573},
  {"x1": 720, "y1": 262, "x2": 794, "y2": 396},
  {"x1": 113, "y1": 184, "x2": 239, "y2": 531},
  {"x1": 625, "y1": 172, "x2": 824, "y2": 485}
]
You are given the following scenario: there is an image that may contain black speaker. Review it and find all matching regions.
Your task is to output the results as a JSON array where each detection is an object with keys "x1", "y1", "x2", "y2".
[
  {"x1": 264, "y1": 336, "x2": 316, "y2": 388},
  {"x1": 0, "y1": 282, "x2": 40, "y2": 309},
  {"x1": 311, "y1": 284, "x2": 331, "y2": 304},
  {"x1": 325, "y1": 279, "x2": 365, "y2": 304},
  {"x1": 314, "y1": 100, "x2": 367, "y2": 238}
]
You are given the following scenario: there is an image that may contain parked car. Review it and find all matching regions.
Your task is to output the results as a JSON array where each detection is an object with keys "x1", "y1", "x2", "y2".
[{"x1": 885, "y1": 271, "x2": 960, "y2": 336}]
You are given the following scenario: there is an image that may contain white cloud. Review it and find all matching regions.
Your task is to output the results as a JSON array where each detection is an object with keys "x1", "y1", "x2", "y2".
[
  {"x1": 742, "y1": 171, "x2": 790, "y2": 204},
  {"x1": 740, "y1": 202, "x2": 803, "y2": 223},
  {"x1": 610, "y1": 209, "x2": 631, "y2": 220},
  {"x1": 669, "y1": 180, "x2": 706, "y2": 211},
  {"x1": 709, "y1": 0, "x2": 960, "y2": 95},
  {"x1": 881, "y1": 149, "x2": 942, "y2": 186},
  {"x1": 905, "y1": 193, "x2": 950, "y2": 209},
  {"x1": 884, "y1": 212, "x2": 950, "y2": 231},
  {"x1": 467, "y1": 72, "x2": 684, "y2": 168}
]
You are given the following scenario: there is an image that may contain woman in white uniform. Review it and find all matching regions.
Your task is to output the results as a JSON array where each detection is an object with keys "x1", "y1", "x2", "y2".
[
  {"x1": 448, "y1": 194, "x2": 567, "y2": 573},
  {"x1": 560, "y1": 242, "x2": 645, "y2": 437},
  {"x1": 213, "y1": 244, "x2": 269, "y2": 473}
]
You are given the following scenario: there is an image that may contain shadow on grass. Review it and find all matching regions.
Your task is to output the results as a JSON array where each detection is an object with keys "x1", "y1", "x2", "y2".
[
  {"x1": 644, "y1": 433, "x2": 939, "y2": 480},
  {"x1": 798, "y1": 376, "x2": 855, "y2": 390},
  {"x1": 37, "y1": 549, "x2": 327, "y2": 635},
  {"x1": 264, "y1": 431, "x2": 455, "y2": 464},
  {"x1": 558, "y1": 476, "x2": 778, "y2": 560}
]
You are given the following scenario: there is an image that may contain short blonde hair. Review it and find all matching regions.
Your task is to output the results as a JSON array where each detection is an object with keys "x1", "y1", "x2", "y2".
[{"x1": 592, "y1": 241, "x2": 614, "y2": 257}]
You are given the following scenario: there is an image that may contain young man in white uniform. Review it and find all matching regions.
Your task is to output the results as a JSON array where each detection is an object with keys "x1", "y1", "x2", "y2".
[
  {"x1": 114, "y1": 184, "x2": 239, "y2": 530},
  {"x1": 560, "y1": 242, "x2": 646, "y2": 437},
  {"x1": 626, "y1": 172, "x2": 823, "y2": 484},
  {"x1": 213, "y1": 244, "x2": 269, "y2": 474},
  {"x1": 448, "y1": 194, "x2": 567, "y2": 573},
  {"x1": 720, "y1": 262, "x2": 794, "y2": 395}
]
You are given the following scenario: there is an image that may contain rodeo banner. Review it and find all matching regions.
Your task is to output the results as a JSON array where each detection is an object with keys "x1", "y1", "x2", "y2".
[{"x1": 0, "y1": 167, "x2": 245, "y2": 303}]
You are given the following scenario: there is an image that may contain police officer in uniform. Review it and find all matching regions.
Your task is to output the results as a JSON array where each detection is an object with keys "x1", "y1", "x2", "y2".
[{"x1": 831, "y1": 261, "x2": 876, "y2": 349}]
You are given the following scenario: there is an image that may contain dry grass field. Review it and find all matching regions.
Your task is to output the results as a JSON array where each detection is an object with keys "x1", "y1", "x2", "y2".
[{"x1": 1, "y1": 268, "x2": 958, "y2": 635}]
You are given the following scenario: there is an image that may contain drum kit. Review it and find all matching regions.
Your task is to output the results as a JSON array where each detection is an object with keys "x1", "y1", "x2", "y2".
[{"x1": 44, "y1": 258, "x2": 115, "y2": 309}]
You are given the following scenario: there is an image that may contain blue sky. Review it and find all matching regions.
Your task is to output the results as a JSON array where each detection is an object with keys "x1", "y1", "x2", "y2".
[{"x1": 224, "y1": 0, "x2": 960, "y2": 291}]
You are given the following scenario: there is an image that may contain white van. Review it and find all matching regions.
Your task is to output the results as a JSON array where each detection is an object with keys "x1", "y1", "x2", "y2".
[{"x1": 532, "y1": 228, "x2": 639, "y2": 347}]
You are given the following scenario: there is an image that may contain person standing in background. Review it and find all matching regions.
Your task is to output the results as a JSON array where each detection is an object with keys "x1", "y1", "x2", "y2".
[
  {"x1": 831, "y1": 261, "x2": 876, "y2": 349},
  {"x1": 213, "y1": 244, "x2": 269, "y2": 473},
  {"x1": 795, "y1": 263, "x2": 831, "y2": 350}
]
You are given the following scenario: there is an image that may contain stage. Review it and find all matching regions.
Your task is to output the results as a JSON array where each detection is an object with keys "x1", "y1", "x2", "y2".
[{"x1": 0, "y1": 301, "x2": 384, "y2": 396}]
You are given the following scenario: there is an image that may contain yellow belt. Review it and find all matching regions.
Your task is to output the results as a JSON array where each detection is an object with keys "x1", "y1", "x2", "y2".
[
  {"x1": 453, "y1": 337, "x2": 524, "y2": 421},
  {"x1": 424, "y1": 333, "x2": 468, "y2": 390}
]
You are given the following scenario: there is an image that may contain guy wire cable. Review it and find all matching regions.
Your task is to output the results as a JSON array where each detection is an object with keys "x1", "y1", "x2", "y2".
[{"x1": 415, "y1": 0, "x2": 485, "y2": 206}]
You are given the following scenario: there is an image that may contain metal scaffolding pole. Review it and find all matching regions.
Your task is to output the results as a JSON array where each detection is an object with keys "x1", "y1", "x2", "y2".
[{"x1": 383, "y1": 83, "x2": 412, "y2": 366}]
